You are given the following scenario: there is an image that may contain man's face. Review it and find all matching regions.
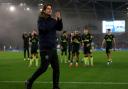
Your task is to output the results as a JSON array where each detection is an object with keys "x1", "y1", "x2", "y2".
[
  {"x1": 44, "y1": 5, "x2": 52, "y2": 15},
  {"x1": 75, "y1": 31, "x2": 78, "y2": 35},
  {"x1": 108, "y1": 31, "x2": 111, "y2": 35},
  {"x1": 84, "y1": 29, "x2": 88, "y2": 34},
  {"x1": 64, "y1": 32, "x2": 66, "y2": 35},
  {"x1": 71, "y1": 32, "x2": 74, "y2": 36},
  {"x1": 107, "y1": 30, "x2": 111, "y2": 34}
]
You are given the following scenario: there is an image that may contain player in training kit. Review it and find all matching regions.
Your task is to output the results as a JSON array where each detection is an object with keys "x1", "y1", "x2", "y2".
[
  {"x1": 70, "y1": 31, "x2": 81, "y2": 67},
  {"x1": 101, "y1": 29, "x2": 116, "y2": 65},
  {"x1": 67, "y1": 32, "x2": 73, "y2": 63},
  {"x1": 60, "y1": 31, "x2": 68, "y2": 63},
  {"x1": 29, "y1": 31, "x2": 39, "y2": 67},
  {"x1": 81, "y1": 28, "x2": 93, "y2": 66},
  {"x1": 28, "y1": 32, "x2": 32, "y2": 58},
  {"x1": 22, "y1": 32, "x2": 30, "y2": 60}
]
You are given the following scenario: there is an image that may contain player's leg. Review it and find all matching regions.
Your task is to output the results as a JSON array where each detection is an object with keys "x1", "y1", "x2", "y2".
[
  {"x1": 64, "y1": 47, "x2": 68, "y2": 63},
  {"x1": 29, "y1": 45, "x2": 31, "y2": 60},
  {"x1": 90, "y1": 55, "x2": 94, "y2": 66},
  {"x1": 34, "y1": 53, "x2": 39, "y2": 67},
  {"x1": 25, "y1": 51, "x2": 50, "y2": 89},
  {"x1": 35, "y1": 47, "x2": 39, "y2": 67},
  {"x1": 74, "y1": 47, "x2": 77, "y2": 62},
  {"x1": 106, "y1": 47, "x2": 112, "y2": 65},
  {"x1": 29, "y1": 53, "x2": 34, "y2": 67},
  {"x1": 87, "y1": 53, "x2": 94, "y2": 67},
  {"x1": 50, "y1": 49, "x2": 60, "y2": 89},
  {"x1": 61, "y1": 46, "x2": 64, "y2": 63},
  {"x1": 69, "y1": 51, "x2": 74, "y2": 67},
  {"x1": 75, "y1": 45, "x2": 80, "y2": 67},
  {"x1": 75, "y1": 51, "x2": 79, "y2": 67},
  {"x1": 29, "y1": 47, "x2": 35, "y2": 67},
  {"x1": 68, "y1": 47, "x2": 70, "y2": 62},
  {"x1": 68, "y1": 45, "x2": 71, "y2": 63},
  {"x1": 27, "y1": 47, "x2": 30, "y2": 60},
  {"x1": 24, "y1": 47, "x2": 27, "y2": 60},
  {"x1": 83, "y1": 55, "x2": 89, "y2": 66},
  {"x1": 66, "y1": 48, "x2": 68, "y2": 63},
  {"x1": 83, "y1": 47, "x2": 89, "y2": 66},
  {"x1": 89, "y1": 48, "x2": 94, "y2": 66},
  {"x1": 69, "y1": 45, "x2": 75, "y2": 67},
  {"x1": 108, "y1": 48, "x2": 112, "y2": 63}
]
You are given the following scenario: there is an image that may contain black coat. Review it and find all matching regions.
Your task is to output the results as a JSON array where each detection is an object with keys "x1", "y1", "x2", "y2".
[{"x1": 38, "y1": 13, "x2": 63, "y2": 51}]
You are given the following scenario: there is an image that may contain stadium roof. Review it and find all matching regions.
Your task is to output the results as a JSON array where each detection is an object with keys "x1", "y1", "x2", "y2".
[
  {"x1": 0, "y1": 0, "x2": 128, "y2": 19},
  {"x1": 0, "y1": 0, "x2": 128, "y2": 10}
]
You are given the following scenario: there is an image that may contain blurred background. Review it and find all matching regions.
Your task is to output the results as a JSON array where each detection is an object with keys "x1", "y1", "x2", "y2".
[{"x1": 0, "y1": 0, "x2": 128, "y2": 50}]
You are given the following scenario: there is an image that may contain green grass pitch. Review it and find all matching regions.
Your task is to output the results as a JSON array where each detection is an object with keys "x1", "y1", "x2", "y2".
[{"x1": 0, "y1": 50, "x2": 128, "y2": 89}]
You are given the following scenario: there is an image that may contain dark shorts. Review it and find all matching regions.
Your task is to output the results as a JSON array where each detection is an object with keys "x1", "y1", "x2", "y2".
[
  {"x1": 61, "y1": 44, "x2": 67, "y2": 52},
  {"x1": 106, "y1": 46, "x2": 112, "y2": 53},
  {"x1": 68, "y1": 44, "x2": 72, "y2": 52},
  {"x1": 83, "y1": 46, "x2": 92, "y2": 54},
  {"x1": 31, "y1": 46, "x2": 38, "y2": 54},
  {"x1": 72, "y1": 45, "x2": 80, "y2": 54},
  {"x1": 24, "y1": 45, "x2": 29, "y2": 49}
]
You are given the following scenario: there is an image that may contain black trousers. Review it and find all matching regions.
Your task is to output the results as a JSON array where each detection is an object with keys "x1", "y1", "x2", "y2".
[
  {"x1": 28, "y1": 49, "x2": 60, "y2": 88},
  {"x1": 24, "y1": 46, "x2": 29, "y2": 58}
]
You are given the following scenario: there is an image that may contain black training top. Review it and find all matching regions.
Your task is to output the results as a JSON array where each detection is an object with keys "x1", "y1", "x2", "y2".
[{"x1": 104, "y1": 34, "x2": 115, "y2": 46}]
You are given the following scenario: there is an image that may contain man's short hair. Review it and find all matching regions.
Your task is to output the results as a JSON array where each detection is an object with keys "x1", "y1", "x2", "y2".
[
  {"x1": 107, "y1": 29, "x2": 111, "y2": 31},
  {"x1": 63, "y1": 31, "x2": 67, "y2": 34}
]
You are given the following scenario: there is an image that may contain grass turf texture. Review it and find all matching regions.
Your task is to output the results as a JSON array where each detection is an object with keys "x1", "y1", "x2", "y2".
[{"x1": 0, "y1": 51, "x2": 128, "y2": 89}]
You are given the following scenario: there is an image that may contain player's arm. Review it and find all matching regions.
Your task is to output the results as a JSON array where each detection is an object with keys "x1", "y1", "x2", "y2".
[
  {"x1": 55, "y1": 11, "x2": 63, "y2": 31},
  {"x1": 89, "y1": 35, "x2": 93, "y2": 45}
]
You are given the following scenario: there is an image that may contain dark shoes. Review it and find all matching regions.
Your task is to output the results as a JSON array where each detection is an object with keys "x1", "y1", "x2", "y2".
[
  {"x1": 25, "y1": 80, "x2": 60, "y2": 89},
  {"x1": 53, "y1": 87, "x2": 60, "y2": 89},
  {"x1": 25, "y1": 80, "x2": 32, "y2": 89}
]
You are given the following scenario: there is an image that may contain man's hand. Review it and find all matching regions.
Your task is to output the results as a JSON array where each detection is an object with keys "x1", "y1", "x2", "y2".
[{"x1": 55, "y1": 11, "x2": 61, "y2": 20}]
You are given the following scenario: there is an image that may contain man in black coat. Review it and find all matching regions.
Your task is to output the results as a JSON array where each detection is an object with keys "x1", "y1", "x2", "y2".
[{"x1": 25, "y1": 3, "x2": 63, "y2": 89}]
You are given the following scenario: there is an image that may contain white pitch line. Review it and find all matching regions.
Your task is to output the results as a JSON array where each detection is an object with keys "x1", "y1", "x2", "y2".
[{"x1": 0, "y1": 81, "x2": 128, "y2": 85}]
